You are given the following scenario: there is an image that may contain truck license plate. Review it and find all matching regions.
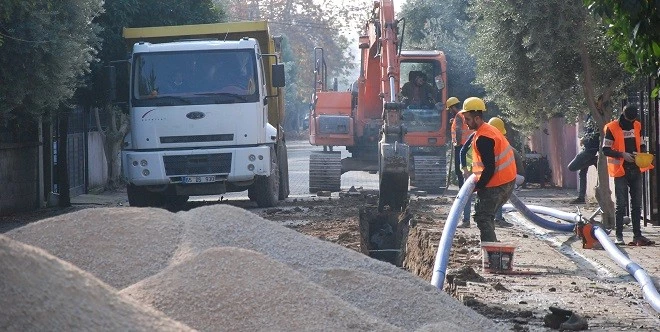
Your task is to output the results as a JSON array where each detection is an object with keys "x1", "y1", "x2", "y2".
[{"x1": 183, "y1": 176, "x2": 216, "y2": 184}]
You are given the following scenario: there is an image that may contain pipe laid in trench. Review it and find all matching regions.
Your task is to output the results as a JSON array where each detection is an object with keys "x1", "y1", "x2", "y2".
[
  {"x1": 503, "y1": 194, "x2": 660, "y2": 313},
  {"x1": 430, "y1": 174, "x2": 476, "y2": 289}
]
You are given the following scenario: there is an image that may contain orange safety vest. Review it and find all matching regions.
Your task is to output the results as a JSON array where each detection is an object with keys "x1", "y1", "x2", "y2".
[
  {"x1": 603, "y1": 120, "x2": 654, "y2": 177},
  {"x1": 451, "y1": 113, "x2": 474, "y2": 146},
  {"x1": 472, "y1": 123, "x2": 517, "y2": 187}
]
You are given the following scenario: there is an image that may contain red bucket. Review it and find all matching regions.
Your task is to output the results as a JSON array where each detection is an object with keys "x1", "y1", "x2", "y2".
[{"x1": 481, "y1": 242, "x2": 516, "y2": 273}]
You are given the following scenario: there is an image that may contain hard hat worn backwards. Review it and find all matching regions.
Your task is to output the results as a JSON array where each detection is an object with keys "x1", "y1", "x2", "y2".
[
  {"x1": 446, "y1": 97, "x2": 460, "y2": 110},
  {"x1": 460, "y1": 97, "x2": 486, "y2": 113},
  {"x1": 488, "y1": 117, "x2": 506, "y2": 135}
]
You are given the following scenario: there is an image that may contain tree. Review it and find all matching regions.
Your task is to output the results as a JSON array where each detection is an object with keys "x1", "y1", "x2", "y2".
[
  {"x1": 0, "y1": 0, "x2": 102, "y2": 121},
  {"x1": 219, "y1": 0, "x2": 365, "y2": 130},
  {"x1": 468, "y1": 0, "x2": 629, "y2": 227},
  {"x1": 585, "y1": 0, "x2": 660, "y2": 95},
  {"x1": 81, "y1": 0, "x2": 225, "y2": 188},
  {"x1": 400, "y1": 0, "x2": 484, "y2": 100}
]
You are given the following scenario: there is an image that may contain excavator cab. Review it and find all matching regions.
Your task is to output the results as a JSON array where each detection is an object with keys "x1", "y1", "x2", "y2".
[{"x1": 399, "y1": 52, "x2": 449, "y2": 194}]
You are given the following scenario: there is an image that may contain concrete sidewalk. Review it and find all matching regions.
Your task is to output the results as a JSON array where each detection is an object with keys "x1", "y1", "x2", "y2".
[{"x1": 70, "y1": 189, "x2": 128, "y2": 206}]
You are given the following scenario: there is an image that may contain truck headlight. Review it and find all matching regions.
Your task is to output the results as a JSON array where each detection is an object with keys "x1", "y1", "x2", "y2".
[
  {"x1": 248, "y1": 164, "x2": 255, "y2": 171},
  {"x1": 140, "y1": 160, "x2": 148, "y2": 167},
  {"x1": 142, "y1": 169, "x2": 150, "y2": 176},
  {"x1": 249, "y1": 154, "x2": 256, "y2": 161}
]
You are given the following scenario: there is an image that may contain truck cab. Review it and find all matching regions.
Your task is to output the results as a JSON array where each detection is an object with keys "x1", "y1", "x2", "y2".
[{"x1": 120, "y1": 22, "x2": 288, "y2": 208}]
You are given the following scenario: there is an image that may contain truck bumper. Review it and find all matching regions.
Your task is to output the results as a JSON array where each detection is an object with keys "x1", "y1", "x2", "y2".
[{"x1": 122, "y1": 145, "x2": 272, "y2": 186}]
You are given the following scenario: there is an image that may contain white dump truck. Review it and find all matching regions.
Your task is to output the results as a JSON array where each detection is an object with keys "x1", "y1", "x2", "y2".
[{"x1": 119, "y1": 21, "x2": 289, "y2": 207}]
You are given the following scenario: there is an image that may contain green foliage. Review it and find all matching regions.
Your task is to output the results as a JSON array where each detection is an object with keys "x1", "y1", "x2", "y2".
[
  {"x1": 220, "y1": 0, "x2": 363, "y2": 130},
  {"x1": 468, "y1": 0, "x2": 625, "y2": 132},
  {"x1": 0, "y1": 0, "x2": 103, "y2": 118},
  {"x1": 585, "y1": 0, "x2": 660, "y2": 96},
  {"x1": 81, "y1": 0, "x2": 226, "y2": 107},
  {"x1": 400, "y1": 0, "x2": 484, "y2": 100}
]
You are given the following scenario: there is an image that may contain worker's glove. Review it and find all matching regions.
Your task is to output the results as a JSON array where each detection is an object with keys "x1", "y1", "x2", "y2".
[
  {"x1": 515, "y1": 174, "x2": 525, "y2": 189},
  {"x1": 434, "y1": 102, "x2": 444, "y2": 111},
  {"x1": 621, "y1": 152, "x2": 635, "y2": 163}
]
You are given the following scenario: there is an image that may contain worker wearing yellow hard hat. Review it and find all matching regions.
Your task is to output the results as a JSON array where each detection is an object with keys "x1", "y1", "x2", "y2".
[
  {"x1": 458, "y1": 97, "x2": 516, "y2": 242},
  {"x1": 447, "y1": 97, "x2": 474, "y2": 189},
  {"x1": 602, "y1": 105, "x2": 655, "y2": 246}
]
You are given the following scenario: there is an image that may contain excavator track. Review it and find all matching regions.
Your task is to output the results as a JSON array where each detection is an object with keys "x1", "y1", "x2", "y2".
[
  {"x1": 412, "y1": 153, "x2": 446, "y2": 194},
  {"x1": 309, "y1": 151, "x2": 341, "y2": 193}
]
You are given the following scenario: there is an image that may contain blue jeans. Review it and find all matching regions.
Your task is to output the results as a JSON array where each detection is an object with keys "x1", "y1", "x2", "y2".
[
  {"x1": 454, "y1": 146, "x2": 464, "y2": 188},
  {"x1": 463, "y1": 192, "x2": 473, "y2": 222},
  {"x1": 614, "y1": 165, "x2": 642, "y2": 239}
]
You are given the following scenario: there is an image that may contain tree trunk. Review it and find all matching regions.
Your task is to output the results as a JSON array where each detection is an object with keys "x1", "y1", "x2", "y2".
[
  {"x1": 93, "y1": 105, "x2": 130, "y2": 189},
  {"x1": 577, "y1": 27, "x2": 615, "y2": 227}
]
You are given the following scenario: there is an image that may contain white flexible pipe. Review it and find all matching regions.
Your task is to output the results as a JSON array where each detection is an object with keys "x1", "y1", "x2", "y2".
[
  {"x1": 502, "y1": 203, "x2": 581, "y2": 223},
  {"x1": 592, "y1": 226, "x2": 660, "y2": 313},
  {"x1": 503, "y1": 201, "x2": 660, "y2": 313},
  {"x1": 431, "y1": 174, "x2": 476, "y2": 289}
]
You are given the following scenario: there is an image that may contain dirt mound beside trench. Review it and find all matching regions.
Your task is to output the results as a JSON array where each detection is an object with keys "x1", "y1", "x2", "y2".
[{"x1": 0, "y1": 235, "x2": 192, "y2": 332}]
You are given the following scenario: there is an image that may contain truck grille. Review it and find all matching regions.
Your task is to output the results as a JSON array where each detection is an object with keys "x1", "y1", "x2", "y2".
[
  {"x1": 160, "y1": 134, "x2": 234, "y2": 144},
  {"x1": 163, "y1": 153, "x2": 232, "y2": 176}
]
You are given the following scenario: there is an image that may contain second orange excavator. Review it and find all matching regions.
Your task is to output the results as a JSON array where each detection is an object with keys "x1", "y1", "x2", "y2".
[{"x1": 308, "y1": 0, "x2": 450, "y2": 210}]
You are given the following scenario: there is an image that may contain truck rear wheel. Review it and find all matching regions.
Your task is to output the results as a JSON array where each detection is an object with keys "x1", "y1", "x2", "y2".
[{"x1": 250, "y1": 149, "x2": 280, "y2": 207}]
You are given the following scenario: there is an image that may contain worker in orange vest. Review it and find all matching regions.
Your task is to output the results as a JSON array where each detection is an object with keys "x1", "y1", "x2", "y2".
[
  {"x1": 459, "y1": 97, "x2": 517, "y2": 242},
  {"x1": 449, "y1": 97, "x2": 474, "y2": 188},
  {"x1": 602, "y1": 105, "x2": 655, "y2": 246}
]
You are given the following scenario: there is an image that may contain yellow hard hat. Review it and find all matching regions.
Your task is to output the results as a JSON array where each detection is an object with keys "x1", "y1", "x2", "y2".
[
  {"x1": 446, "y1": 97, "x2": 460, "y2": 110},
  {"x1": 488, "y1": 117, "x2": 506, "y2": 135},
  {"x1": 460, "y1": 97, "x2": 486, "y2": 113},
  {"x1": 635, "y1": 152, "x2": 654, "y2": 168}
]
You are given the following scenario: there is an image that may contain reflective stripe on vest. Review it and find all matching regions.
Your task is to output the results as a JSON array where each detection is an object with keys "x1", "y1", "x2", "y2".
[
  {"x1": 471, "y1": 123, "x2": 517, "y2": 187},
  {"x1": 451, "y1": 113, "x2": 474, "y2": 146}
]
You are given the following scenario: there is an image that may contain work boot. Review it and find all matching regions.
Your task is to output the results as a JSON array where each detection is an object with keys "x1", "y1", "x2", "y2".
[
  {"x1": 614, "y1": 236, "x2": 625, "y2": 245},
  {"x1": 570, "y1": 197, "x2": 585, "y2": 204},
  {"x1": 630, "y1": 236, "x2": 655, "y2": 246},
  {"x1": 457, "y1": 220, "x2": 470, "y2": 228},
  {"x1": 495, "y1": 218, "x2": 513, "y2": 228}
]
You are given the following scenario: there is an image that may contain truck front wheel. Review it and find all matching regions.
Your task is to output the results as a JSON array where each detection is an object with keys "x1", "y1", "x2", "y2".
[{"x1": 250, "y1": 149, "x2": 280, "y2": 207}]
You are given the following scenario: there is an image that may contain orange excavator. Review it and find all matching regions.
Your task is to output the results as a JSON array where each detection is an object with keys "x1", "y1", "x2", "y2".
[{"x1": 308, "y1": 0, "x2": 449, "y2": 210}]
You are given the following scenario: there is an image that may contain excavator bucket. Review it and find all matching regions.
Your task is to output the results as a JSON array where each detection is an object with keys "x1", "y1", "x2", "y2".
[{"x1": 378, "y1": 140, "x2": 410, "y2": 212}]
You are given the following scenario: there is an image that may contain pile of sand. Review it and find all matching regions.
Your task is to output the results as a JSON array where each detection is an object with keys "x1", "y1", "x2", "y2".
[
  {"x1": 6, "y1": 205, "x2": 498, "y2": 331},
  {"x1": 0, "y1": 236, "x2": 191, "y2": 331}
]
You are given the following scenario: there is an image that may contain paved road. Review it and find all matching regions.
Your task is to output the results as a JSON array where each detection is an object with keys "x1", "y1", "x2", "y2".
[{"x1": 193, "y1": 140, "x2": 380, "y2": 202}]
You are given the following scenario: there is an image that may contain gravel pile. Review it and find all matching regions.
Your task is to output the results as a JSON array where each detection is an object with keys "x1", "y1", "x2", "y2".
[
  {"x1": 6, "y1": 205, "x2": 498, "y2": 331},
  {"x1": 0, "y1": 235, "x2": 192, "y2": 331},
  {"x1": 122, "y1": 247, "x2": 400, "y2": 331}
]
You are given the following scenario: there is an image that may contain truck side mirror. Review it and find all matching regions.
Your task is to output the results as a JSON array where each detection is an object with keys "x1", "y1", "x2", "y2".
[
  {"x1": 271, "y1": 64, "x2": 286, "y2": 88},
  {"x1": 105, "y1": 65, "x2": 117, "y2": 102}
]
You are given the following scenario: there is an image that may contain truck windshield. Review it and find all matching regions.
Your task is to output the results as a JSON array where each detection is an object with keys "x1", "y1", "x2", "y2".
[{"x1": 132, "y1": 49, "x2": 259, "y2": 106}]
